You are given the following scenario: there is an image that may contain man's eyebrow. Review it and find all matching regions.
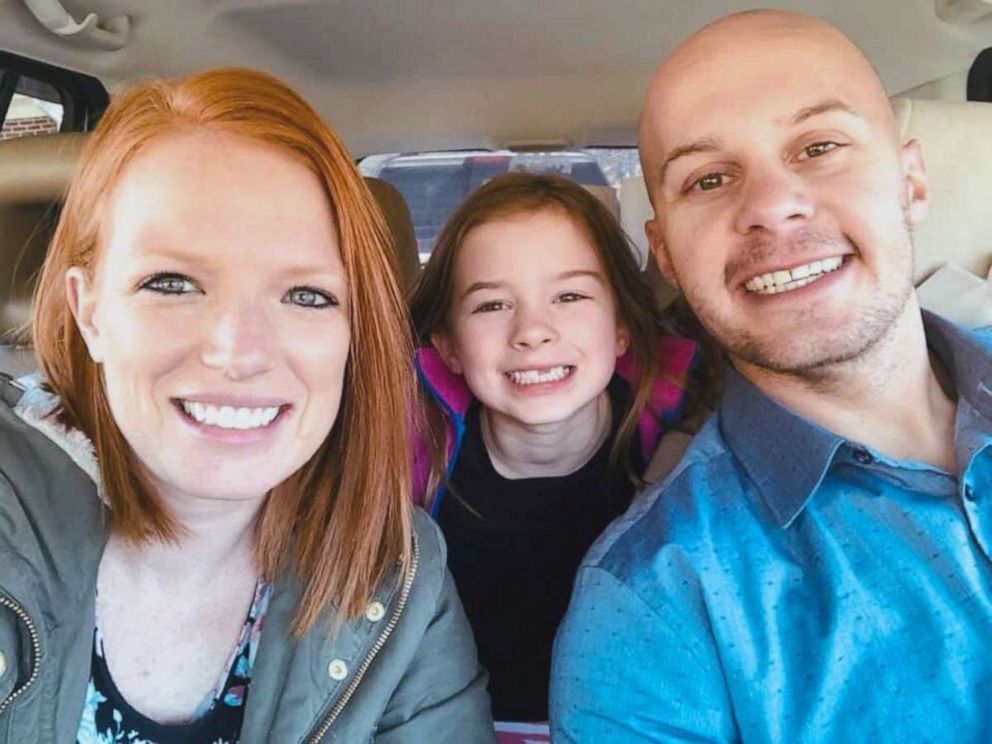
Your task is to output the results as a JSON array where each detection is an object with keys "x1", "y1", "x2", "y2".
[
  {"x1": 660, "y1": 137, "x2": 722, "y2": 184},
  {"x1": 789, "y1": 98, "x2": 864, "y2": 125}
]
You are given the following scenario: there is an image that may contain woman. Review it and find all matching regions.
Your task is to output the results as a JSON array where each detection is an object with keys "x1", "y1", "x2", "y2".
[{"x1": 0, "y1": 68, "x2": 493, "y2": 743}]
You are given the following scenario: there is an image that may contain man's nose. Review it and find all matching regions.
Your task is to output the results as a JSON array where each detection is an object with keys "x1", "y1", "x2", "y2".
[
  {"x1": 733, "y1": 164, "x2": 815, "y2": 236},
  {"x1": 199, "y1": 299, "x2": 276, "y2": 381},
  {"x1": 510, "y1": 305, "x2": 558, "y2": 350}
]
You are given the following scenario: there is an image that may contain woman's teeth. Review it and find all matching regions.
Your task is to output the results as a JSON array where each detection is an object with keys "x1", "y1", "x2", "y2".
[
  {"x1": 745, "y1": 255, "x2": 844, "y2": 295},
  {"x1": 181, "y1": 401, "x2": 280, "y2": 430},
  {"x1": 507, "y1": 365, "x2": 572, "y2": 385}
]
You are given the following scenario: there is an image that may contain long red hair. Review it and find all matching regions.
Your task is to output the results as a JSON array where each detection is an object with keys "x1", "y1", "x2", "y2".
[{"x1": 32, "y1": 68, "x2": 414, "y2": 635}]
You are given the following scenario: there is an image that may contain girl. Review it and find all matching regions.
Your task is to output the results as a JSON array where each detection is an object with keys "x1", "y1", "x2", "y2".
[
  {"x1": 0, "y1": 68, "x2": 493, "y2": 743},
  {"x1": 410, "y1": 172, "x2": 702, "y2": 739}
]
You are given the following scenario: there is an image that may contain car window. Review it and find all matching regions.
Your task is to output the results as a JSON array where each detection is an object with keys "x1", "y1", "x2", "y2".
[
  {"x1": 360, "y1": 148, "x2": 640, "y2": 261},
  {"x1": 968, "y1": 47, "x2": 992, "y2": 101},
  {"x1": 1, "y1": 75, "x2": 63, "y2": 140}
]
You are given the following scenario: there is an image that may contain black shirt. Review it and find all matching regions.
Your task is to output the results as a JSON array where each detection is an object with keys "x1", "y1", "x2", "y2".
[{"x1": 438, "y1": 375, "x2": 639, "y2": 722}]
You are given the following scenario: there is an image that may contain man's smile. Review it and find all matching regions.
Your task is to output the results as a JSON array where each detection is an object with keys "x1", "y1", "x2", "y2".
[{"x1": 743, "y1": 255, "x2": 845, "y2": 295}]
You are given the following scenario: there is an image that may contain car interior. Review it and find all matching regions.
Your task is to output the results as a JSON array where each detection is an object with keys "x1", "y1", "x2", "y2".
[{"x1": 1, "y1": 0, "x2": 991, "y2": 381}]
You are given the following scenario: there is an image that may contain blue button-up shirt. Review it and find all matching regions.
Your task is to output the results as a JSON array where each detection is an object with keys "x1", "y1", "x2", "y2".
[{"x1": 551, "y1": 314, "x2": 992, "y2": 743}]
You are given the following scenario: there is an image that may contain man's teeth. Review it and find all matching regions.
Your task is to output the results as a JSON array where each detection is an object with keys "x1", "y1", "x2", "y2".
[
  {"x1": 507, "y1": 365, "x2": 572, "y2": 385},
  {"x1": 745, "y1": 256, "x2": 844, "y2": 295},
  {"x1": 181, "y1": 401, "x2": 280, "y2": 429}
]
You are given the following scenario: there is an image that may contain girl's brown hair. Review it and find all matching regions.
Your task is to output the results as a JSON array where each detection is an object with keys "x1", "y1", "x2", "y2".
[
  {"x1": 410, "y1": 171, "x2": 674, "y2": 503},
  {"x1": 32, "y1": 68, "x2": 413, "y2": 636}
]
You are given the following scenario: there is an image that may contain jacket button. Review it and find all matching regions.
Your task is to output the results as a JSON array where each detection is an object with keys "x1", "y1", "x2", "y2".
[
  {"x1": 0, "y1": 651, "x2": 6, "y2": 678},
  {"x1": 328, "y1": 659, "x2": 348, "y2": 681},
  {"x1": 365, "y1": 601, "x2": 385, "y2": 622}
]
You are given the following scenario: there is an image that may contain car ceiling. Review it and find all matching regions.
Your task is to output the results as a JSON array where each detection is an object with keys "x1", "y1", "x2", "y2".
[{"x1": 2, "y1": 0, "x2": 992, "y2": 157}]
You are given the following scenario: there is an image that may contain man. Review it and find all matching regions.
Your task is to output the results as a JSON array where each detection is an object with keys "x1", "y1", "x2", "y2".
[{"x1": 551, "y1": 10, "x2": 991, "y2": 743}]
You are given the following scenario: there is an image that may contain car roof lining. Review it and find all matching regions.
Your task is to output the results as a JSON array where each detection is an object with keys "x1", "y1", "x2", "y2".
[{"x1": 1, "y1": 0, "x2": 991, "y2": 156}]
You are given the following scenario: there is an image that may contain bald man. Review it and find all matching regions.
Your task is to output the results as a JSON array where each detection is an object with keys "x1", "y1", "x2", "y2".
[{"x1": 551, "y1": 10, "x2": 992, "y2": 742}]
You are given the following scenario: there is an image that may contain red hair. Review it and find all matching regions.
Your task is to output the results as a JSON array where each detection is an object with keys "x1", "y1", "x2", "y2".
[{"x1": 32, "y1": 68, "x2": 414, "y2": 635}]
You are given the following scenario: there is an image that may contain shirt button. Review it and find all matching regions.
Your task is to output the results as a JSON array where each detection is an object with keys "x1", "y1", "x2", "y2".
[
  {"x1": 365, "y1": 601, "x2": 386, "y2": 622},
  {"x1": 0, "y1": 651, "x2": 6, "y2": 678},
  {"x1": 328, "y1": 659, "x2": 348, "y2": 681},
  {"x1": 853, "y1": 448, "x2": 874, "y2": 465},
  {"x1": 964, "y1": 484, "x2": 976, "y2": 501}
]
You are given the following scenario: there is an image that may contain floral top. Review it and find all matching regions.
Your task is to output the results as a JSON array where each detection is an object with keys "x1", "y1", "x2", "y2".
[{"x1": 76, "y1": 580, "x2": 272, "y2": 744}]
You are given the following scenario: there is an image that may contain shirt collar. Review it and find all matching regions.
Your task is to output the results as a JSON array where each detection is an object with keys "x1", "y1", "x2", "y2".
[
  {"x1": 922, "y1": 311, "x2": 992, "y2": 422},
  {"x1": 719, "y1": 311, "x2": 992, "y2": 528},
  {"x1": 719, "y1": 367, "x2": 844, "y2": 528}
]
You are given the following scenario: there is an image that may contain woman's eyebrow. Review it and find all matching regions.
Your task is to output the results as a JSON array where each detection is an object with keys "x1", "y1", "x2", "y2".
[{"x1": 125, "y1": 243, "x2": 202, "y2": 266}]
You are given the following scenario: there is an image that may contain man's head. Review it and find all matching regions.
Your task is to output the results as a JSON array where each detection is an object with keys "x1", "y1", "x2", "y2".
[{"x1": 640, "y1": 10, "x2": 928, "y2": 379}]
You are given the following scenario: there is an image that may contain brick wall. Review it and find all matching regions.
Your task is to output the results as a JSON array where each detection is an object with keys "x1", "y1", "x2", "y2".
[{"x1": 0, "y1": 116, "x2": 58, "y2": 141}]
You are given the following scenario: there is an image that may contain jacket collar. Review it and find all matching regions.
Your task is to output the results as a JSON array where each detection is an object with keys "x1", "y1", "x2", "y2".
[
  {"x1": 719, "y1": 311, "x2": 992, "y2": 528},
  {"x1": 415, "y1": 347, "x2": 473, "y2": 423},
  {"x1": 617, "y1": 336, "x2": 698, "y2": 461},
  {"x1": 9, "y1": 373, "x2": 106, "y2": 502}
]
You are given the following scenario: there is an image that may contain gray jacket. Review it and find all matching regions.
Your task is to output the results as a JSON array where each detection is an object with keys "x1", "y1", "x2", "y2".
[{"x1": 0, "y1": 374, "x2": 496, "y2": 743}]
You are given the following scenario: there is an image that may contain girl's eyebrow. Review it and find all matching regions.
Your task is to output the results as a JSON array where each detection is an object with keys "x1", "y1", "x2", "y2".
[
  {"x1": 460, "y1": 280, "x2": 503, "y2": 300},
  {"x1": 459, "y1": 269, "x2": 606, "y2": 300},
  {"x1": 557, "y1": 269, "x2": 607, "y2": 285},
  {"x1": 460, "y1": 270, "x2": 606, "y2": 300}
]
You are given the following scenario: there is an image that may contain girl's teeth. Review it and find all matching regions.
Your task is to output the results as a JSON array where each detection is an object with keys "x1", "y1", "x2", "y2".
[
  {"x1": 508, "y1": 365, "x2": 571, "y2": 386},
  {"x1": 744, "y1": 255, "x2": 844, "y2": 295},
  {"x1": 181, "y1": 401, "x2": 280, "y2": 429}
]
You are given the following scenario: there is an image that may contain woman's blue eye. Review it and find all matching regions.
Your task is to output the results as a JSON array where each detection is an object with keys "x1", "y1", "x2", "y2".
[
  {"x1": 284, "y1": 287, "x2": 337, "y2": 308},
  {"x1": 141, "y1": 274, "x2": 196, "y2": 294}
]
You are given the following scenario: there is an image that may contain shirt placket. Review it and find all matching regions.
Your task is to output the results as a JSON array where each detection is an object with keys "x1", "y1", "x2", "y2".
[{"x1": 960, "y1": 444, "x2": 992, "y2": 559}]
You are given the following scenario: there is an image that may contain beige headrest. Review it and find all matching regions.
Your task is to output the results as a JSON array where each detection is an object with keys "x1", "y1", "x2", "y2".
[
  {"x1": 0, "y1": 133, "x2": 88, "y2": 204},
  {"x1": 620, "y1": 175, "x2": 652, "y2": 270},
  {"x1": 619, "y1": 175, "x2": 679, "y2": 308},
  {"x1": 892, "y1": 97, "x2": 992, "y2": 284},
  {"x1": 363, "y1": 176, "x2": 421, "y2": 292},
  {"x1": 0, "y1": 134, "x2": 87, "y2": 338},
  {"x1": 581, "y1": 183, "x2": 620, "y2": 219}
]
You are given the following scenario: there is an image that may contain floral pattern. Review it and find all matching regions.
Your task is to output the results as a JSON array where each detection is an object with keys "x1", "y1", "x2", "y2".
[{"x1": 76, "y1": 581, "x2": 271, "y2": 744}]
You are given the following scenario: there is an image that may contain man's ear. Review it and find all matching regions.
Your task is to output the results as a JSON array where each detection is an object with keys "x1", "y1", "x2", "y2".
[
  {"x1": 430, "y1": 331, "x2": 463, "y2": 374},
  {"x1": 645, "y1": 216, "x2": 678, "y2": 289},
  {"x1": 65, "y1": 267, "x2": 105, "y2": 363},
  {"x1": 901, "y1": 138, "x2": 929, "y2": 226}
]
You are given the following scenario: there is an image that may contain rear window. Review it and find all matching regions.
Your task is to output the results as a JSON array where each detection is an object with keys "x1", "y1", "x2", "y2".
[
  {"x1": 1, "y1": 76, "x2": 64, "y2": 140},
  {"x1": 0, "y1": 51, "x2": 109, "y2": 137},
  {"x1": 360, "y1": 148, "x2": 640, "y2": 261}
]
